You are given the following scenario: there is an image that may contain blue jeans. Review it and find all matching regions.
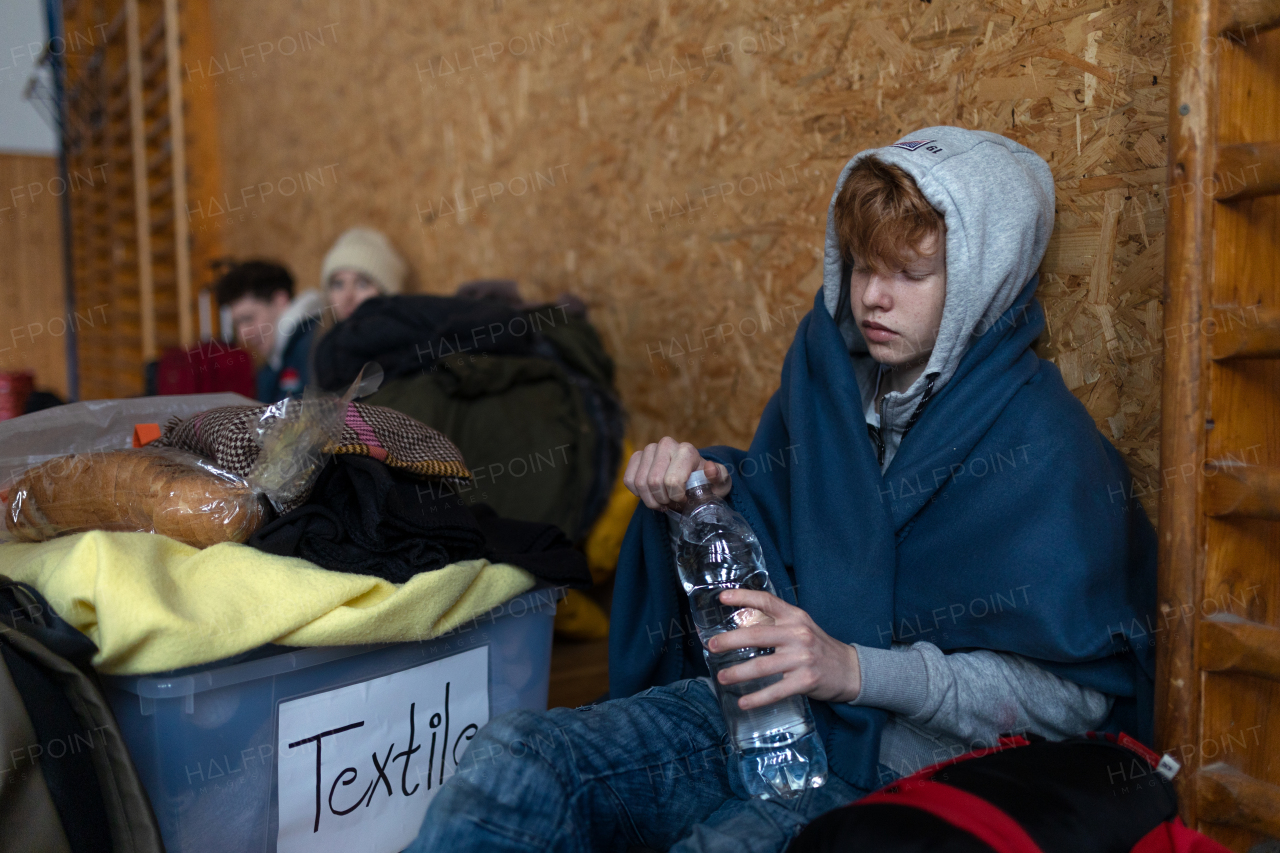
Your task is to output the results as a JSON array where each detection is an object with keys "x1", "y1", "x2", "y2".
[{"x1": 404, "y1": 679, "x2": 876, "y2": 853}]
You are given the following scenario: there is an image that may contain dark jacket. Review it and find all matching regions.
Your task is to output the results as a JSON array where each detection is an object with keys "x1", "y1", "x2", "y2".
[
  {"x1": 256, "y1": 322, "x2": 319, "y2": 402},
  {"x1": 322, "y1": 296, "x2": 625, "y2": 541},
  {"x1": 256, "y1": 291, "x2": 325, "y2": 403}
]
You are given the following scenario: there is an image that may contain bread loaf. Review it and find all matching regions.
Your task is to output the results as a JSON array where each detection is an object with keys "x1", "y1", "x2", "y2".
[{"x1": 5, "y1": 449, "x2": 265, "y2": 548}]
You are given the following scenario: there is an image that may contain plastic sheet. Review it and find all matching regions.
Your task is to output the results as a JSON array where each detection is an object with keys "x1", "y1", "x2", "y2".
[{"x1": 0, "y1": 393, "x2": 257, "y2": 489}]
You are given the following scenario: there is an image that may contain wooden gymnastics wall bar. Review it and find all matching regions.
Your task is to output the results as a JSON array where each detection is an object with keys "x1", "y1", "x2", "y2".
[
  {"x1": 1206, "y1": 306, "x2": 1280, "y2": 359},
  {"x1": 1198, "y1": 616, "x2": 1280, "y2": 682},
  {"x1": 1202, "y1": 462, "x2": 1280, "y2": 518},
  {"x1": 60, "y1": 0, "x2": 139, "y2": 399},
  {"x1": 163, "y1": 0, "x2": 192, "y2": 347},
  {"x1": 61, "y1": 0, "x2": 200, "y2": 397},
  {"x1": 1160, "y1": 0, "x2": 1280, "y2": 848},
  {"x1": 1196, "y1": 765, "x2": 1280, "y2": 838},
  {"x1": 1213, "y1": 142, "x2": 1280, "y2": 200},
  {"x1": 125, "y1": 0, "x2": 155, "y2": 362},
  {"x1": 1216, "y1": 0, "x2": 1280, "y2": 34},
  {"x1": 1155, "y1": 0, "x2": 1214, "y2": 823}
]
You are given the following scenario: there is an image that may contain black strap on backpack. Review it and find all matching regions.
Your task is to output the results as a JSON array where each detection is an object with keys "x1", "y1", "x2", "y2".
[{"x1": 0, "y1": 576, "x2": 163, "y2": 853}]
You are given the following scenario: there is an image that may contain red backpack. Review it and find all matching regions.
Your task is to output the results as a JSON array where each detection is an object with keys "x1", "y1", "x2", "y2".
[
  {"x1": 788, "y1": 733, "x2": 1229, "y2": 853},
  {"x1": 155, "y1": 341, "x2": 257, "y2": 398}
]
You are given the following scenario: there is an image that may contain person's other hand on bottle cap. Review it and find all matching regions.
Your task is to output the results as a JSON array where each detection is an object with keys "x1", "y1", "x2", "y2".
[{"x1": 623, "y1": 436, "x2": 731, "y2": 511}]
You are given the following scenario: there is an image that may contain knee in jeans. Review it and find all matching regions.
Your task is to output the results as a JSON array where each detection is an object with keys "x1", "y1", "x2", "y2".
[{"x1": 456, "y1": 710, "x2": 568, "y2": 776}]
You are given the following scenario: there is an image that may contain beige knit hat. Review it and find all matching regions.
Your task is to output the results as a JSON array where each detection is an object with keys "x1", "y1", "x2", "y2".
[{"x1": 321, "y1": 227, "x2": 407, "y2": 295}]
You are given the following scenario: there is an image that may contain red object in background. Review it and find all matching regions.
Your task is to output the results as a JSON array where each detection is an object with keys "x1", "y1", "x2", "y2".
[
  {"x1": 156, "y1": 341, "x2": 256, "y2": 398},
  {"x1": 0, "y1": 372, "x2": 34, "y2": 421}
]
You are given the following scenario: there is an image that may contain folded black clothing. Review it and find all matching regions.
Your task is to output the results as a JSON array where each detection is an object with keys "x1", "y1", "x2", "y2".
[
  {"x1": 248, "y1": 454, "x2": 487, "y2": 584},
  {"x1": 314, "y1": 294, "x2": 536, "y2": 391},
  {"x1": 468, "y1": 503, "x2": 591, "y2": 588},
  {"x1": 247, "y1": 456, "x2": 593, "y2": 589}
]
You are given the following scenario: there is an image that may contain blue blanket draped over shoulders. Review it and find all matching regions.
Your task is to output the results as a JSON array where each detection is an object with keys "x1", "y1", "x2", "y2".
[{"x1": 610, "y1": 278, "x2": 1157, "y2": 790}]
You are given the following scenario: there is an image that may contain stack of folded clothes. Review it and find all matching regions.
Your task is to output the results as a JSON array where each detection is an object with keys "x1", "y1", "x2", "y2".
[
  {"x1": 249, "y1": 454, "x2": 487, "y2": 583},
  {"x1": 157, "y1": 401, "x2": 590, "y2": 588},
  {"x1": 249, "y1": 455, "x2": 588, "y2": 588}
]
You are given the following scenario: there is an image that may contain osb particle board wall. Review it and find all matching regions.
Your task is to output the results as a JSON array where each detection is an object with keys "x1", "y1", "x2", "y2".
[{"x1": 204, "y1": 0, "x2": 1169, "y2": 517}]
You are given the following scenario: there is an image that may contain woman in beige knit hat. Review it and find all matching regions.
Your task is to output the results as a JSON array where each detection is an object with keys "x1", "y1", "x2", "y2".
[{"x1": 322, "y1": 227, "x2": 408, "y2": 321}]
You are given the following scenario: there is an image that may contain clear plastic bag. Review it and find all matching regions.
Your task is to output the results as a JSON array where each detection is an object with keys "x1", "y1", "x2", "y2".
[
  {"x1": 5, "y1": 446, "x2": 266, "y2": 549},
  {"x1": 243, "y1": 363, "x2": 381, "y2": 511},
  {"x1": 243, "y1": 389, "x2": 347, "y2": 512}
]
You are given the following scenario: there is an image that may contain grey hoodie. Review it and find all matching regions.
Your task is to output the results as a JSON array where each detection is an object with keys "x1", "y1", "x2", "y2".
[
  {"x1": 824, "y1": 129, "x2": 1109, "y2": 774},
  {"x1": 821, "y1": 127, "x2": 1056, "y2": 470}
]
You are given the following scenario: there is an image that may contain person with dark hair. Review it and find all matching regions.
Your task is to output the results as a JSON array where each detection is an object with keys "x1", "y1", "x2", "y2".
[{"x1": 213, "y1": 260, "x2": 324, "y2": 402}]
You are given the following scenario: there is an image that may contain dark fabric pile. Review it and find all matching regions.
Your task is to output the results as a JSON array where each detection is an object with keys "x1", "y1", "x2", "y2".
[
  {"x1": 314, "y1": 292, "x2": 626, "y2": 543},
  {"x1": 468, "y1": 503, "x2": 595, "y2": 588},
  {"x1": 248, "y1": 455, "x2": 590, "y2": 588},
  {"x1": 248, "y1": 455, "x2": 484, "y2": 582}
]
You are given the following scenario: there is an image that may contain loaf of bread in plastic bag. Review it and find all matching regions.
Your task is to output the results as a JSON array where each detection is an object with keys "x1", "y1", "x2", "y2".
[{"x1": 5, "y1": 448, "x2": 265, "y2": 548}]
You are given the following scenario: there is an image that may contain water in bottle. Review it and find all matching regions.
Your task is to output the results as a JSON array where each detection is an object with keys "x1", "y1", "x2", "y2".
[{"x1": 673, "y1": 469, "x2": 827, "y2": 800}]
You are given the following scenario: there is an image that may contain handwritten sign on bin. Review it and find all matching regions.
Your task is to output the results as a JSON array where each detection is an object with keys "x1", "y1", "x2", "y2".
[{"x1": 276, "y1": 646, "x2": 489, "y2": 853}]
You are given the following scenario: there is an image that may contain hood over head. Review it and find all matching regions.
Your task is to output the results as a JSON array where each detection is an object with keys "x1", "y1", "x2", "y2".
[{"x1": 821, "y1": 127, "x2": 1055, "y2": 428}]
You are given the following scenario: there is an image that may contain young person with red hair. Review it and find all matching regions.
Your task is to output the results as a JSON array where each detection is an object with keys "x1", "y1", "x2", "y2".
[{"x1": 407, "y1": 127, "x2": 1156, "y2": 852}]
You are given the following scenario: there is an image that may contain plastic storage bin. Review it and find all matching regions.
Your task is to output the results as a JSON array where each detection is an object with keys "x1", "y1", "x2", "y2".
[{"x1": 103, "y1": 588, "x2": 557, "y2": 853}]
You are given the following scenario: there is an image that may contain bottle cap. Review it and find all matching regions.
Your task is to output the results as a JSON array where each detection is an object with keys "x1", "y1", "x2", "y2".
[{"x1": 685, "y1": 469, "x2": 710, "y2": 489}]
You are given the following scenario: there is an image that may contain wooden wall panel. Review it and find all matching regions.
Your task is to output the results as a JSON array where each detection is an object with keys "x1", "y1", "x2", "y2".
[
  {"x1": 206, "y1": 0, "x2": 1171, "y2": 517},
  {"x1": 1196, "y1": 19, "x2": 1280, "y2": 850},
  {"x1": 0, "y1": 153, "x2": 70, "y2": 400}
]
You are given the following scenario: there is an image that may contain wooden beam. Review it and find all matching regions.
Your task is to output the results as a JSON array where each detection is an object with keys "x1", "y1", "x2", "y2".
[
  {"x1": 1199, "y1": 615, "x2": 1280, "y2": 680},
  {"x1": 1204, "y1": 462, "x2": 1280, "y2": 518},
  {"x1": 1208, "y1": 306, "x2": 1280, "y2": 359},
  {"x1": 1197, "y1": 763, "x2": 1280, "y2": 836},
  {"x1": 163, "y1": 0, "x2": 192, "y2": 348},
  {"x1": 1156, "y1": 0, "x2": 1216, "y2": 827},
  {"x1": 177, "y1": 0, "x2": 227, "y2": 337},
  {"x1": 1218, "y1": 0, "x2": 1280, "y2": 35},
  {"x1": 1214, "y1": 141, "x2": 1280, "y2": 200},
  {"x1": 125, "y1": 0, "x2": 155, "y2": 362}
]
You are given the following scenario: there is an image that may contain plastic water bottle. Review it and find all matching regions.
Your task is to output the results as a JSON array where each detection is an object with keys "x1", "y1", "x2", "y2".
[{"x1": 673, "y1": 469, "x2": 827, "y2": 799}]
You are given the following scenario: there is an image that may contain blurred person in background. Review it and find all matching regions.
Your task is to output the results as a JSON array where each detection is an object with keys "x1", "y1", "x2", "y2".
[
  {"x1": 322, "y1": 227, "x2": 408, "y2": 322},
  {"x1": 214, "y1": 260, "x2": 324, "y2": 403}
]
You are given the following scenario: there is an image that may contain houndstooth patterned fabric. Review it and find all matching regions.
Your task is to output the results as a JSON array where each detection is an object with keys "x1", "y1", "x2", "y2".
[
  {"x1": 160, "y1": 407, "x2": 262, "y2": 477},
  {"x1": 157, "y1": 403, "x2": 472, "y2": 508},
  {"x1": 328, "y1": 404, "x2": 472, "y2": 480}
]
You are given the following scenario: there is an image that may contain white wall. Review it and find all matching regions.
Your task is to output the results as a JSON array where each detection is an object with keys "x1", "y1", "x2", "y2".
[{"x1": 0, "y1": 0, "x2": 57, "y2": 155}]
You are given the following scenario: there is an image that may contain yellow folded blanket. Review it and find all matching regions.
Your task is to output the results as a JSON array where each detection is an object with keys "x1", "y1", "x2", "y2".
[{"x1": 0, "y1": 531, "x2": 536, "y2": 675}]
